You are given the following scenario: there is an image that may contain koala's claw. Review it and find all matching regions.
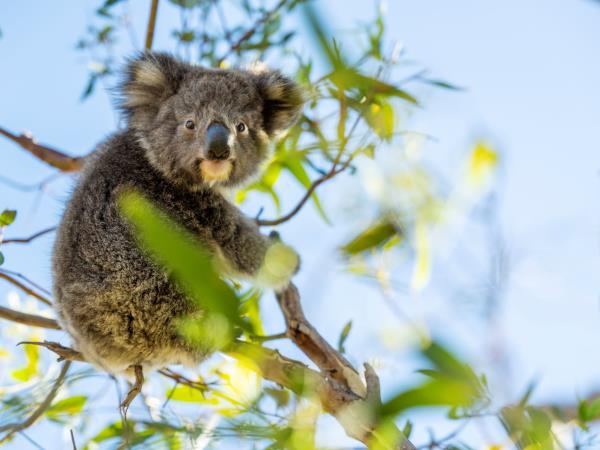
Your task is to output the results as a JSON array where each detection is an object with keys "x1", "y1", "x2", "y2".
[{"x1": 256, "y1": 242, "x2": 299, "y2": 291}]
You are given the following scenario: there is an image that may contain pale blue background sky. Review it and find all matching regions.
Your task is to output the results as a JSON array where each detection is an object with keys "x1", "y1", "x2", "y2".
[{"x1": 1, "y1": 0, "x2": 600, "y2": 448}]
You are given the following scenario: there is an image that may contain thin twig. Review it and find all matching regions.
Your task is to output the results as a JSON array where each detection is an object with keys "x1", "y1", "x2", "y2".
[
  {"x1": 218, "y1": 0, "x2": 289, "y2": 63},
  {"x1": 250, "y1": 332, "x2": 288, "y2": 342},
  {"x1": 144, "y1": 0, "x2": 160, "y2": 50},
  {"x1": 0, "y1": 361, "x2": 72, "y2": 444},
  {"x1": 2, "y1": 226, "x2": 56, "y2": 245},
  {"x1": 0, "y1": 126, "x2": 84, "y2": 172},
  {"x1": 0, "y1": 271, "x2": 52, "y2": 306},
  {"x1": 0, "y1": 306, "x2": 60, "y2": 329},
  {"x1": 256, "y1": 161, "x2": 350, "y2": 226},
  {"x1": 157, "y1": 367, "x2": 210, "y2": 392},
  {"x1": 18, "y1": 341, "x2": 84, "y2": 362},
  {"x1": 70, "y1": 429, "x2": 77, "y2": 450}
]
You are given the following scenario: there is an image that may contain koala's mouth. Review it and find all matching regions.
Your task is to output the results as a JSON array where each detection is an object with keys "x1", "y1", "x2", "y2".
[{"x1": 199, "y1": 159, "x2": 234, "y2": 183}]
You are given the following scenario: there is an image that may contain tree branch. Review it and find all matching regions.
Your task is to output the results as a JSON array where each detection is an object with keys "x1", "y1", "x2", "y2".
[
  {"x1": 2, "y1": 226, "x2": 56, "y2": 245},
  {"x1": 3, "y1": 282, "x2": 415, "y2": 448},
  {"x1": 144, "y1": 0, "x2": 160, "y2": 50},
  {"x1": 0, "y1": 271, "x2": 52, "y2": 306},
  {"x1": 0, "y1": 360, "x2": 71, "y2": 444},
  {"x1": 272, "y1": 284, "x2": 415, "y2": 449},
  {"x1": 256, "y1": 163, "x2": 348, "y2": 226},
  {"x1": 0, "y1": 306, "x2": 60, "y2": 330},
  {"x1": 0, "y1": 126, "x2": 84, "y2": 172}
]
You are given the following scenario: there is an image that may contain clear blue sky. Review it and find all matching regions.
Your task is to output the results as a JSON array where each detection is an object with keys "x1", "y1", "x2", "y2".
[{"x1": 1, "y1": 0, "x2": 600, "y2": 448}]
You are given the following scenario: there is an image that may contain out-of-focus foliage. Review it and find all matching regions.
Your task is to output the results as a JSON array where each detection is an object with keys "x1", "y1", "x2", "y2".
[{"x1": 1, "y1": 0, "x2": 599, "y2": 449}]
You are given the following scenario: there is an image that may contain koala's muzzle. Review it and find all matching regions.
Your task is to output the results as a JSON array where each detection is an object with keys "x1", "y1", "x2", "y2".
[{"x1": 206, "y1": 122, "x2": 231, "y2": 160}]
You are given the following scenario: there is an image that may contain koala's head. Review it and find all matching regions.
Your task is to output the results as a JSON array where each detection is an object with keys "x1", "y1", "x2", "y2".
[{"x1": 118, "y1": 52, "x2": 304, "y2": 190}]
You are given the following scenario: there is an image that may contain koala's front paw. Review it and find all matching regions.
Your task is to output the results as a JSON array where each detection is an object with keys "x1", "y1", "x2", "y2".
[{"x1": 255, "y1": 241, "x2": 300, "y2": 292}]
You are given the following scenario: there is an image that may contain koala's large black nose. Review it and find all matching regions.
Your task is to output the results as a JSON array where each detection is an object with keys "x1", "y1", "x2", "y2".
[{"x1": 206, "y1": 122, "x2": 231, "y2": 160}]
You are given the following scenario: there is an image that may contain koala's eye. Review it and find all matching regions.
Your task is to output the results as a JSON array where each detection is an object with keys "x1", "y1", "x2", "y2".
[
  {"x1": 236, "y1": 122, "x2": 247, "y2": 133},
  {"x1": 185, "y1": 120, "x2": 195, "y2": 130}
]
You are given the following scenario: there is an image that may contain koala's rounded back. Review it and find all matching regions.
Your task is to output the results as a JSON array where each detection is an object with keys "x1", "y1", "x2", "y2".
[{"x1": 52, "y1": 52, "x2": 304, "y2": 374}]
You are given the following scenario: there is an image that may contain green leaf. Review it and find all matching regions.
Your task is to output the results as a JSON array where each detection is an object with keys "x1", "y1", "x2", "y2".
[
  {"x1": 0, "y1": 251, "x2": 4, "y2": 266},
  {"x1": 12, "y1": 341, "x2": 39, "y2": 382},
  {"x1": 380, "y1": 378, "x2": 479, "y2": 417},
  {"x1": 81, "y1": 74, "x2": 97, "y2": 100},
  {"x1": 422, "y1": 78, "x2": 463, "y2": 91},
  {"x1": 118, "y1": 190, "x2": 247, "y2": 351},
  {"x1": 47, "y1": 395, "x2": 87, "y2": 420},
  {"x1": 342, "y1": 220, "x2": 399, "y2": 255},
  {"x1": 239, "y1": 289, "x2": 264, "y2": 336},
  {"x1": 329, "y1": 67, "x2": 418, "y2": 104},
  {"x1": 0, "y1": 209, "x2": 16, "y2": 226},
  {"x1": 337, "y1": 320, "x2": 352, "y2": 353},
  {"x1": 169, "y1": 0, "x2": 203, "y2": 8},
  {"x1": 365, "y1": 99, "x2": 395, "y2": 140},
  {"x1": 379, "y1": 342, "x2": 485, "y2": 418},
  {"x1": 401, "y1": 420, "x2": 413, "y2": 439},
  {"x1": 166, "y1": 384, "x2": 209, "y2": 403}
]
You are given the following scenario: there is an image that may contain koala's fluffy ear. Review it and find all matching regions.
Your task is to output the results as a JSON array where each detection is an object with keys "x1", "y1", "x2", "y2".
[
  {"x1": 118, "y1": 52, "x2": 189, "y2": 124},
  {"x1": 253, "y1": 68, "x2": 305, "y2": 137}
]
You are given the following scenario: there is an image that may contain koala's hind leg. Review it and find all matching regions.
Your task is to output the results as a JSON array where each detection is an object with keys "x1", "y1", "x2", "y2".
[{"x1": 120, "y1": 364, "x2": 144, "y2": 417}]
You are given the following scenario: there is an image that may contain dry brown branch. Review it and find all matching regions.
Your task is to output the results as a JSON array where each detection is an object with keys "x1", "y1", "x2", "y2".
[
  {"x1": 2, "y1": 226, "x2": 56, "y2": 245},
  {"x1": 0, "y1": 126, "x2": 84, "y2": 172},
  {"x1": 19, "y1": 341, "x2": 84, "y2": 362},
  {"x1": 273, "y1": 284, "x2": 415, "y2": 449},
  {"x1": 0, "y1": 271, "x2": 52, "y2": 306},
  {"x1": 144, "y1": 0, "x2": 160, "y2": 50},
  {"x1": 0, "y1": 306, "x2": 60, "y2": 330},
  {"x1": 0, "y1": 360, "x2": 72, "y2": 444},
  {"x1": 275, "y1": 283, "x2": 364, "y2": 395}
]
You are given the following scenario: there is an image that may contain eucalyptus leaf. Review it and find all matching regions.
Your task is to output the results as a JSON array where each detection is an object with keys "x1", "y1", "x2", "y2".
[{"x1": 0, "y1": 209, "x2": 16, "y2": 226}]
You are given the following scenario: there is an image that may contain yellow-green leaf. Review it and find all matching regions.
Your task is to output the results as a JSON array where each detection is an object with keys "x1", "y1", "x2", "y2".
[
  {"x1": 342, "y1": 220, "x2": 399, "y2": 255},
  {"x1": 47, "y1": 395, "x2": 87, "y2": 419}
]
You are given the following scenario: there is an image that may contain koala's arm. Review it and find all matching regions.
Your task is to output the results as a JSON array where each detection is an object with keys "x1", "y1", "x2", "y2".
[{"x1": 210, "y1": 204, "x2": 298, "y2": 291}]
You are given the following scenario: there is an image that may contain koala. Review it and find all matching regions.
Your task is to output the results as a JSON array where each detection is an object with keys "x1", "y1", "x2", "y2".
[{"x1": 52, "y1": 52, "x2": 304, "y2": 374}]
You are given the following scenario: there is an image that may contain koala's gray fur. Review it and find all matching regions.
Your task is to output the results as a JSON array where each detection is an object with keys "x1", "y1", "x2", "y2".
[{"x1": 52, "y1": 52, "x2": 304, "y2": 374}]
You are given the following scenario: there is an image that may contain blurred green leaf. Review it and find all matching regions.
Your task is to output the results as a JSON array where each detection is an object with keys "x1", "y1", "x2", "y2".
[
  {"x1": 81, "y1": 74, "x2": 97, "y2": 100},
  {"x1": 0, "y1": 251, "x2": 4, "y2": 266},
  {"x1": 365, "y1": 99, "x2": 395, "y2": 140},
  {"x1": 47, "y1": 395, "x2": 87, "y2": 420},
  {"x1": 166, "y1": 384, "x2": 209, "y2": 403},
  {"x1": 578, "y1": 397, "x2": 600, "y2": 424},
  {"x1": 501, "y1": 406, "x2": 554, "y2": 450},
  {"x1": 337, "y1": 320, "x2": 352, "y2": 353},
  {"x1": 118, "y1": 190, "x2": 248, "y2": 351},
  {"x1": 342, "y1": 220, "x2": 399, "y2": 255},
  {"x1": 380, "y1": 342, "x2": 485, "y2": 418},
  {"x1": 239, "y1": 289, "x2": 264, "y2": 336},
  {"x1": 169, "y1": 0, "x2": 203, "y2": 8},
  {"x1": 422, "y1": 78, "x2": 463, "y2": 91},
  {"x1": 12, "y1": 342, "x2": 39, "y2": 382},
  {"x1": 0, "y1": 209, "x2": 16, "y2": 226}
]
